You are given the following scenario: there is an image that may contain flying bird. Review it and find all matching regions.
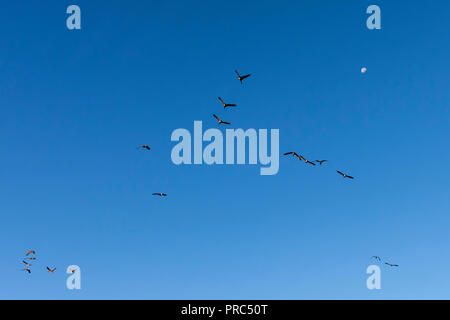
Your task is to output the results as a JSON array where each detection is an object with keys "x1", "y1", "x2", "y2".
[
  {"x1": 385, "y1": 262, "x2": 399, "y2": 267},
  {"x1": 315, "y1": 160, "x2": 328, "y2": 165},
  {"x1": 337, "y1": 171, "x2": 354, "y2": 179},
  {"x1": 25, "y1": 250, "x2": 35, "y2": 256},
  {"x1": 235, "y1": 70, "x2": 251, "y2": 83},
  {"x1": 152, "y1": 193, "x2": 167, "y2": 197},
  {"x1": 137, "y1": 145, "x2": 151, "y2": 151},
  {"x1": 23, "y1": 269, "x2": 31, "y2": 274},
  {"x1": 25, "y1": 257, "x2": 37, "y2": 260},
  {"x1": 372, "y1": 256, "x2": 381, "y2": 262},
  {"x1": 297, "y1": 156, "x2": 315, "y2": 166},
  {"x1": 284, "y1": 152, "x2": 303, "y2": 161},
  {"x1": 47, "y1": 267, "x2": 56, "y2": 273},
  {"x1": 213, "y1": 114, "x2": 230, "y2": 125},
  {"x1": 22, "y1": 261, "x2": 32, "y2": 267},
  {"x1": 218, "y1": 97, "x2": 237, "y2": 108}
]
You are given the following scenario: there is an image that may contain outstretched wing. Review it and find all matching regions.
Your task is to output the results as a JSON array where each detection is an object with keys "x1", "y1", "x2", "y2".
[{"x1": 213, "y1": 114, "x2": 220, "y2": 121}]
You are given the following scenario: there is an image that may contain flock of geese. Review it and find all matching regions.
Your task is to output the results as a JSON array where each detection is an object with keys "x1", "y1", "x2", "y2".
[
  {"x1": 137, "y1": 69, "x2": 252, "y2": 197},
  {"x1": 21, "y1": 69, "x2": 398, "y2": 277},
  {"x1": 20, "y1": 250, "x2": 62, "y2": 274},
  {"x1": 137, "y1": 69, "x2": 399, "y2": 268},
  {"x1": 283, "y1": 152, "x2": 354, "y2": 179}
]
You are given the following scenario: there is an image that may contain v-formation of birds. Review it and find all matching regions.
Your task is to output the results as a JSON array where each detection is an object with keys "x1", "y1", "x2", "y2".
[{"x1": 139, "y1": 70, "x2": 358, "y2": 196}]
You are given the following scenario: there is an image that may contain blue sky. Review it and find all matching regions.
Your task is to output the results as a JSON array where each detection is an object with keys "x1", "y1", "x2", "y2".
[{"x1": 1, "y1": 0, "x2": 449, "y2": 299}]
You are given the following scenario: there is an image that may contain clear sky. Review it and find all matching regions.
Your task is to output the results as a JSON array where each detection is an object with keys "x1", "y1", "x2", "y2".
[{"x1": 1, "y1": 0, "x2": 449, "y2": 299}]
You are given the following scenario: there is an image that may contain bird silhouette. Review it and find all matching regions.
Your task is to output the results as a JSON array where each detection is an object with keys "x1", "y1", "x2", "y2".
[
  {"x1": 385, "y1": 262, "x2": 399, "y2": 267},
  {"x1": 23, "y1": 269, "x2": 31, "y2": 274},
  {"x1": 372, "y1": 256, "x2": 381, "y2": 262},
  {"x1": 284, "y1": 152, "x2": 303, "y2": 161},
  {"x1": 47, "y1": 267, "x2": 56, "y2": 273},
  {"x1": 137, "y1": 145, "x2": 151, "y2": 151},
  {"x1": 315, "y1": 160, "x2": 327, "y2": 165},
  {"x1": 213, "y1": 114, "x2": 231, "y2": 125},
  {"x1": 337, "y1": 171, "x2": 354, "y2": 179},
  {"x1": 152, "y1": 193, "x2": 167, "y2": 197},
  {"x1": 22, "y1": 261, "x2": 32, "y2": 267},
  {"x1": 235, "y1": 70, "x2": 251, "y2": 83},
  {"x1": 218, "y1": 97, "x2": 237, "y2": 109},
  {"x1": 25, "y1": 250, "x2": 35, "y2": 256}
]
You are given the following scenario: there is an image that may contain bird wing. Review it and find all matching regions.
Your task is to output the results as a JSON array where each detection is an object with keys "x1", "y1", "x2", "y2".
[
  {"x1": 213, "y1": 114, "x2": 220, "y2": 121},
  {"x1": 242, "y1": 74, "x2": 251, "y2": 80},
  {"x1": 235, "y1": 70, "x2": 240, "y2": 77},
  {"x1": 337, "y1": 171, "x2": 344, "y2": 176},
  {"x1": 218, "y1": 97, "x2": 225, "y2": 105},
  {"x1": 347, "y1": 176, "x2": 354, "y2": 179},
  {"x1": 221, "y1": 121, "x2": 231, "y2": 125},
  {"x1": 226, "y1": 104, "x2": 237, "y2": 107}
]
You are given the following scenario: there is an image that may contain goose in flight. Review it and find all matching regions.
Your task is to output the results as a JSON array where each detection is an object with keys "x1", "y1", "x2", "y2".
[
  {"x1": 22, "y1": 261, "x2": 32, "y2": 267},
  {"x1": 385, "y1": 262, "x2": 399, "y2": 267},
  {"x1": 25, "y1": 257, "x2": 37, "y2": 261},
  {"x1": 152, "y1": 193, "x2": 167, "y2": 197},
  {"x1": 47, "y1": 267, "x2": 56, "y2": 273},
  {"x1": 298, "y1": 156, "x2": 315, "y2": 166},
  {"x1": 337, "y1": 171, "x2": 354, "y2": 179},
  {"x1": 138, "y1": 145, "x2": 151, "y2": 151},
  {"x1": 23, "y1": 269, "x2": 31, "y2": 274},
  {"x1": 315, "y1": 160, "x2": 327, "y2": 165},
  {"x1": 284, "y1": 152, "x2": 303, "y2": 161},
  {"x1": 235, "y1": 70, "x2": 251, "y2": 83},
  {"x1": 213, "y1": 114, "x2": 231, "y2": 125},
  {"x1": 372, "y1": 256, "x2": 381, "y2": 262},
  {"x1": 218, "y1": 97, "x2": 237, "y2": 108},
  {"x1": 25, "y1": 250, "x2": 35, "y2": 256},
  {"x1": 305, "y1": 159, "x2": 316, "y2": 166}
]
